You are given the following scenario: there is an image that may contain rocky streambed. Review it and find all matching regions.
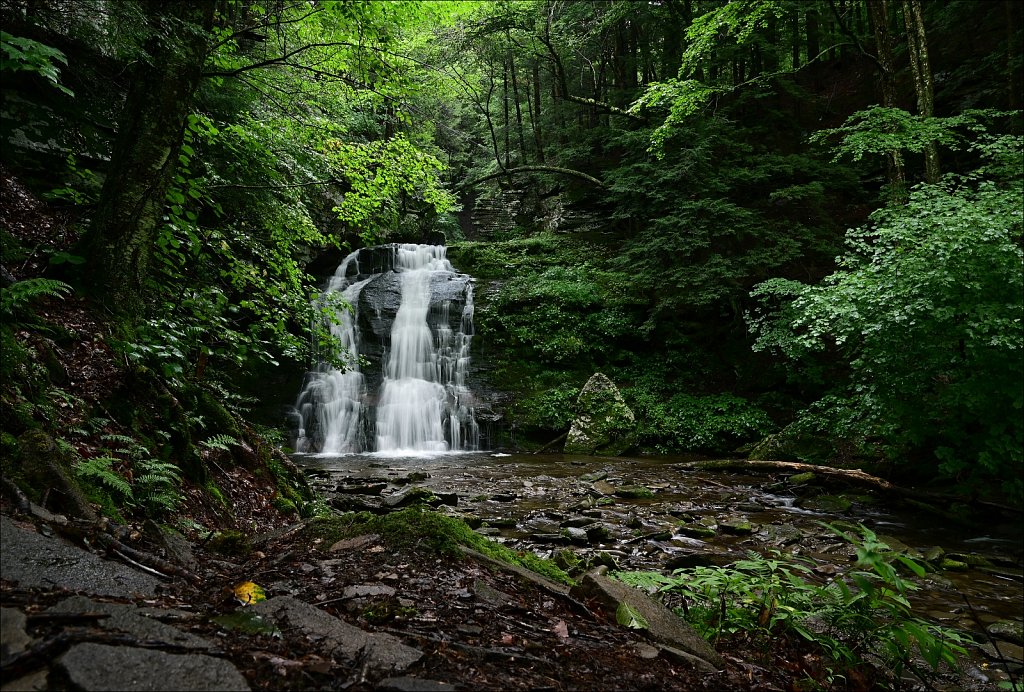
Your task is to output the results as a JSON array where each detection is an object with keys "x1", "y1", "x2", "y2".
[{"x1": 295, "y1": 451, "x2": 1024, "y2": 686}]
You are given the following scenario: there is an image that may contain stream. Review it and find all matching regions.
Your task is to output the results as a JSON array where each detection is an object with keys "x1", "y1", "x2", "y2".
[{"x1": 293, "y1": 450, "x2": 1023, "y2": 681}]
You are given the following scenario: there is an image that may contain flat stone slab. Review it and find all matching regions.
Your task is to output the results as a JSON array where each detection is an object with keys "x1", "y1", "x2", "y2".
[
  {"x1": 252, "y1": 596, "x2": 422, "y2": 676},
  {"x1": 571, "y1": 569, "x2": 724, "y2": 671},
  {"x1": 47, "y1": 596, "x2": 211, "y2": 650},
  {"x1": 55, "y1": 642, "x2": 249, "y2": 691},
  {"x1": 0, "y1": 516, "x2": 160, "y2": 597}
]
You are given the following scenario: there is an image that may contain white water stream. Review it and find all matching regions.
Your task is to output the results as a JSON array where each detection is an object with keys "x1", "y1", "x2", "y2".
[{"x1": 292, "y1": 244, "x2": 479, "y2": 455}]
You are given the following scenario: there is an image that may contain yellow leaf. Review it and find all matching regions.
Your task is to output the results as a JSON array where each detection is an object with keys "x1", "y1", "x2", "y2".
[{"x1": 233, "y1": 581, "x2": 266, "y2": 606}]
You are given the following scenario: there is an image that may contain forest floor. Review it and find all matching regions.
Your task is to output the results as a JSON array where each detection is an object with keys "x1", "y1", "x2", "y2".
[{"x1": 1, "y1": 490, "x2": 860, "y2": 692}]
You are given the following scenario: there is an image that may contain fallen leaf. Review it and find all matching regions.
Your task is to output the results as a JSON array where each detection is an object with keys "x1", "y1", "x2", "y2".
[
  {"x1": 233, "y1": 580, "x2": 267, "y2": 605},
  {"x1": 552, "y1": 619, "x2": 569, "y2": 640}
]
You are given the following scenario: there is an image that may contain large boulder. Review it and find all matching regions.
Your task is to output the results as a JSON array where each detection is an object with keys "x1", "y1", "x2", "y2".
[{"x1": 564, "y1": 373, "x2": 637, "y2": 456}]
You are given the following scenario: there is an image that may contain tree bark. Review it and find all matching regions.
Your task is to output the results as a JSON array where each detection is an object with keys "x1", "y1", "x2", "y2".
[
  {"x1": 901, "y1": 0, "x2": 940, "y2": 182},
  {"x1": 84, "y1": 0, "x2": 215, "y2": 319},
  {"x1": 867, "y1": 0, "x2": 907, "y2": 200}
]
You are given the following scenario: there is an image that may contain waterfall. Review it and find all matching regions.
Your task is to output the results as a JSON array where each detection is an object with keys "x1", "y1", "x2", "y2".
[{"x1": 292, "y1": 244, "x2": 480, "y2": 455}]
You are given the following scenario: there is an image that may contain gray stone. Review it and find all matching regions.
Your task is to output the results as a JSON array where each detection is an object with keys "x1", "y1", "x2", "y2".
[
  {"x1": 570, "y1": 570, "x2": 724, "y2": 670},
  {"x1": 0, "y1": 516, "x2": 160, "y2": 598},
  {"x1": 253, "y1": 596, "x2": 422, "y2": 675},
  {"x1": 47, "y1": 596, "x2": 211, "y2": 650},
  {"x1": 0, "y1": 669, "x2": 48, "y2": 691},
  {"x1": 56, "y1": 642, "x2": 249, "y2": 691},
  {"x1": 383, "y1": 486, "x2": 437, "y2": 508},
  {"x1": 564, "y1": 373, "x2": 637, "y2": 456},
  {"x1": 988, "y1": 620, "x2": 1024, "y2": 646},
  {"x1": 1, "y1": 608, "x2": 32, "y2": 664},
  {"x1": 342, "y1": 584, "x2": 398, "y2": 599},
  {"x1": 564, "y1": 526, "x2": 589, "y2": 545}
]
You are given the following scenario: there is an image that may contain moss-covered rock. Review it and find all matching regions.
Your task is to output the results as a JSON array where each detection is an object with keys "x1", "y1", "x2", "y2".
[{"x1": 564, "y1": 373, "x2": 637, "y2": 456}]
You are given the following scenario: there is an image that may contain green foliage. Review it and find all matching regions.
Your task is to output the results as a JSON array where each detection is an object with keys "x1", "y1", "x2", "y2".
[
  {"x1": 74, "y1": 456, "x2": 134, "y2": 501},
  {"x1": 614, "y1": 524, "x2": 971, "y2": 686},
  {"x1": 750, "y1": 154, "x2": 1024, "y2": 499},
  {"x1": 630, "y1": 392, "x2": 775, "y2": 454},
  {"x1": 200, "y1": 433, "x2": 239, "y2": 452},
  {"x1": 0, "y1": 278, "x2": 72, "y2": 317},
  {"x1": 0, "y1": 31, "x2": 73, "y2": 96}
]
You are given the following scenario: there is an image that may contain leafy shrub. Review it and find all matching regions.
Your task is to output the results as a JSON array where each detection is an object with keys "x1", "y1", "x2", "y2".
[
  {"x1": 631, "y1": 391, "x2": 774, "y2": 454},
  {"x1": 614, "y1": 524, "x2": 971, "y2": 687}
]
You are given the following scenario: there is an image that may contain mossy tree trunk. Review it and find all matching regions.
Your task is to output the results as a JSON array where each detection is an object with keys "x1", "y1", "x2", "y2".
[{"x1": 84, "y1": 0, "x2": 216, "y2": 320}]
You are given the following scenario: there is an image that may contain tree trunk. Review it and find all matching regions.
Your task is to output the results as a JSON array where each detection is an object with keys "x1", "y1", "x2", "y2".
[
  {"x1": 867, "y1": 0, "x2": 907, "y2": 200},
  {"x1": 85, "y1": 0, "x2": 215, "y2": 319},
  {"x1": 901, "y1": 0, "x2": 939, "y2": 183}
]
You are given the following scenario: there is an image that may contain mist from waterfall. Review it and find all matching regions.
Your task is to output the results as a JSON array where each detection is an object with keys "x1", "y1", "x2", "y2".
[{"x1": 292, "y1": 244, "x2": 479, "y2": 455}]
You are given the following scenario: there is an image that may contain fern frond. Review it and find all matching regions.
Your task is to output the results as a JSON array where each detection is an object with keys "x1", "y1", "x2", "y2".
[
  {"x1": 75, "y1": 456, "x2": 133, "y2": 499},
  {"x1": 100, "y1": 433, "x2": 137, "y2": 445},
  {"x1": 201, "y1": 434, "x2": 239, "y2": 451},
  {"x1": 1, "y1": 278, "x2": 72, "y2": 313}
]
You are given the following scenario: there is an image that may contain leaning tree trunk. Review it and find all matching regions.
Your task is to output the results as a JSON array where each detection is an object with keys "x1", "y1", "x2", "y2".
[{"x1": 85, "y1": 0, "x2": 215, "y2": 320}]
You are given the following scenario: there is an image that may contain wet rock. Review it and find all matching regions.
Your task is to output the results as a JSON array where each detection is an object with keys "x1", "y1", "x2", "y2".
[
  {"x1": 253, "y1": 596, "x2": 422, "y2": 676},
  {"x1": 531, "y1": 532, "x2": 568, "y2": 544},
  {"x1": 1, "y1": 669, "x2": 48, "y2": 691},
  {"x1": 482, "y1": 516, "x2": 517, "y2": 528},
  {"x1": 553, "y1": 549, "x2": 583, "y2": 572},
  {"x1": 564, "y1": 373, "x2": 637, "y2": 456},
  {"x1": 979, "y1": 640, "x2": 1024, "y2": 666},
  {"x1": 923, "y1": 546, "x2": 945, "y2": 563},
  {"x1": 787, "y1": 472, "x2": 816, "y2": 485},
  {"x1": 56, "y1": 642, "x2": 249, "y2": 691},
  {"x1": 490, "y1": 493, "x2": 517, "y2": 502},
  {"x1": 766, "y1": 524, "x2": 802, "y2": 546},
  {"x1": 584, "y1": 523, "x2": 611, "y2": 542},
  {"x1": 664, "y1": 552, "x2": 721, "y2": 570},
  {"x1": 717, "y1": 516, "x2": 755, "y2": 535},
  {"x1": 580, "y1": 471, "x2": 608, "y2": 482},
  {"x1": 876, "y1": 535, "x2": 924, "y2": 560},
  {"x1": 48, "y1": 596, "x2": 210, "y2": 650},
  {"x1": 734, "y1": 502, "x2": 765, "y2": 513},
  {"x1": 940, "y1": 558, "x2": 969, "y2": 571},
  {"x1": 560, "y1": 516, "x2": 596, "y2": 528},
  {"x1": 570, "y1": 569, "x2": 724, "y2": 671},
  {"x1": 592, "y1": 480, "x2": 616, "y2": 495},
  {"x1": 675, "y1": 523, "x2": 716, "y2": 539},
  {"x1": 335, "y1": 482, "x2": 388, "y2": 495},
  {"x1": 383, "y1": 486, "x2": 437, "y2": 508},
  {"x1": 0, "y1": 516, "x2": 160, "y2": 598},
  {"x1": 330, "y1": 495, "x2": 383, "y2": 512},
  {"x1": 563, "y1": 527, "x2": 589, "y2": 545},
  {"x1": 615, "y1": 486, "x2": 654, "y2": 499},
  {"x1": 343, "y1": 585, "x2": 398, "y2": 599},
  {"x1": 475, "y1": 527, "x2": 502, "y2": 536},
  {"x1": 988, "y1": 620, "x2": 1024, "y2": 646},
  {"x1": 797, "y1": 495, "x2": 851, "y2": 513}
]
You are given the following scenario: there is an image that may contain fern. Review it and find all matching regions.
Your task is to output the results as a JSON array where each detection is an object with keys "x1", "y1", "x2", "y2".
[
  {"x1": 75, "y1": 456, "x2": 133, "y2": 500},
  {"x1": 201, "y1": 433, "x2": 239, "y2": 452},
  {"x1": 0, "y1": 278, "x2": 72, "y2": 314},
  {"x1": 134, "y1": 458, "x2": 182, "y2": 516}
]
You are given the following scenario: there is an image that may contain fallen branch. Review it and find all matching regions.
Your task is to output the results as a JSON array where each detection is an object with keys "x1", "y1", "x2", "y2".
[{"x1": 675, "y1": 459, "x2": 1022, "y2": 515}]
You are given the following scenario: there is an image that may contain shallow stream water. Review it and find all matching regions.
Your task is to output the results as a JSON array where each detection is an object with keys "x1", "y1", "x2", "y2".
[{"x1": 293, "y1": 451, "x2": 1023, "y2": 680}]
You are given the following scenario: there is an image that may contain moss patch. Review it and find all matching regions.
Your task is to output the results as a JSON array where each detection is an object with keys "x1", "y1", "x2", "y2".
[{"x1": 308, "y1": 507, "x2": 574, "y2": 586}]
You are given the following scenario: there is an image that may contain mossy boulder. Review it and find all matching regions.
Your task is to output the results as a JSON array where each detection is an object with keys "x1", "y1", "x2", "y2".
[{"x1": 564, "y1": 373, "x2": 637, "y2": 456}]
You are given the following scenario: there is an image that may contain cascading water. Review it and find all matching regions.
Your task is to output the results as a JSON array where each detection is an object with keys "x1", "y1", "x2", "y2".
[{"x1": 292, "y1": 244, "x2": 480, "y2": 455}]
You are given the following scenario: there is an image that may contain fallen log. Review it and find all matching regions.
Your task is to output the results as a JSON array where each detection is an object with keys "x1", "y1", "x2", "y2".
[{"x1": 675, "y1": 459, "x2": 1021, "y2": 515}]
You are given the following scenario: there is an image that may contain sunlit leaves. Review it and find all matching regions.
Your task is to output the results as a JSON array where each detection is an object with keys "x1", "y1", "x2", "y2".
[
  {"x1": 0, "y1": 31, "x2": 73, "y2": 96},
  {"x1": 324, "y1": 135, "x2": 455, "y2": 242}
]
